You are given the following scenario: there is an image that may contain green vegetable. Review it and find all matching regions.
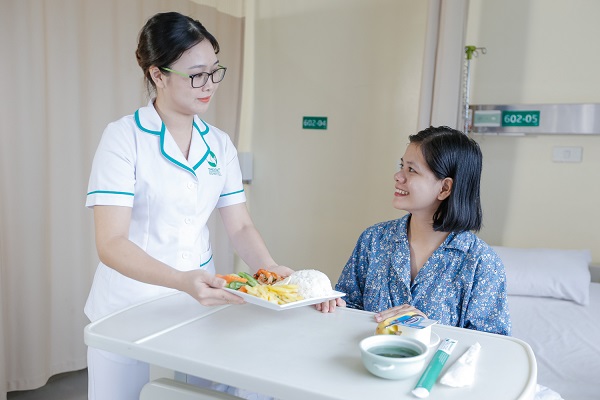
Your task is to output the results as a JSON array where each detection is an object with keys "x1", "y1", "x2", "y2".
[
  {"x1": 238, "y1": 271, "x2": 259, "y2": 287},
  {"x1": 227, "y1": 281, "x2": 247, "y2": 290}
]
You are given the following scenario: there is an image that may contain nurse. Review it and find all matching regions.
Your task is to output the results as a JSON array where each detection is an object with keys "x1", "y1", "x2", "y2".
[{"x1": 85, "y1": 11, "x2": 291, "y2": 399}]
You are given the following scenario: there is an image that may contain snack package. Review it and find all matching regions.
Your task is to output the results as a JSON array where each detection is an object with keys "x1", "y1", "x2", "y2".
[{"x1": 376, "y1": 312, "x2": 438, "y2": 335}]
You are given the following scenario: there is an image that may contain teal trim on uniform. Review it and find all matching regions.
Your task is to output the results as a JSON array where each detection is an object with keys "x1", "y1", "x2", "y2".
[
  {"x1": 195, "y1": 119, "x2": 210, "y2": 135},
  {"x1": 190, "y1": 120, "x2": 211, "y2": 170},
  {"x1": 200, "y1": 254, "x2": 213, "y2": 267},
  {"x1": 135, "y1": 108, "x2": 210, "y2": 177},
  {"x1": 220, "y1": 189, "x2": 244, "y2": 197},
  {"x1": 191, "y1": 122, "x2": 212, "y2": 171},
  {"x1": 192, "y1": 123, "x2": 211, "y2": 171},
  {"x1": 87, "y1": 190, "x2": 134, "y2": 196},
  {"x1": 159, "y1": 128, "x2": 197, "y2": 176},
  {"x1": 134, "y1": 110, "x2": 161, "y2": 135},
  {"x1": 192, "y1": 153, "x2": 209, "y2": 171}
]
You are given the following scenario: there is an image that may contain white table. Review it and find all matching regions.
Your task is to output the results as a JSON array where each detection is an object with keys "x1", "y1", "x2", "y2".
[{"x1": 84, "y1": 292, "x2": 536, "y2": 400}]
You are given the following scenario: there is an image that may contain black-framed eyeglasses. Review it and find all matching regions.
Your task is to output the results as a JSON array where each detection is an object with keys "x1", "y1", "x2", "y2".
[{"x1": 160, "y1": 65, "x2": 227, "y2": 88}]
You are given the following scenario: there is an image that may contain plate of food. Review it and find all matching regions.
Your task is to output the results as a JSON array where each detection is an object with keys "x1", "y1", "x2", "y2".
[{"x1": 219, "y1": 269, "x2": 345, "y2": 311}]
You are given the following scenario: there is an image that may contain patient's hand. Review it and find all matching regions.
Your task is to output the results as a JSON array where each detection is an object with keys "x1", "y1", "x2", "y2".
[
  {"x1": 374, "y1": 304, "x2": 427, "y2": 323},
  {"x1": 314, "y1": 297, "x2": 346, "y2": 313}
]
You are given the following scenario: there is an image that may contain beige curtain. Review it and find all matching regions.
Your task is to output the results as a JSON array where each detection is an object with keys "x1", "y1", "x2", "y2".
[{"x1": 0, "y1": 0, "x2": 244, "y2": 397}]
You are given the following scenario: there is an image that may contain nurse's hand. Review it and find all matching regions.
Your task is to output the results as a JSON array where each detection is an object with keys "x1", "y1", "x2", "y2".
[
  {"x1": 374, "y1": 304, "x2": 427, "y2": 323},
  {"x1": 267, "y1": 264, "x2": 294, "y2": 278},
  {"x1": 314, "y1": 297, "x2": 346, "y2": 313},
  {"x1": 180, "y1": 270, "x2": 246, "y2": 306}
]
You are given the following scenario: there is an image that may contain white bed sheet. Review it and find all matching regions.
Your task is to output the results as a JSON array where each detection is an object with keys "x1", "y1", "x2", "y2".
[{"x1": 508, "y1": 282, "x2": 600, "y2": 400}]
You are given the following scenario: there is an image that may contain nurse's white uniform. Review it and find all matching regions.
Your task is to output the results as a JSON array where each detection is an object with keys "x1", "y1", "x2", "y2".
[
  {"x1": 85, "y1": 100, "x2": 246, "y2": 400},
  {"x1": 85, "y1": 100, "x2": 245, "y2": 322}
]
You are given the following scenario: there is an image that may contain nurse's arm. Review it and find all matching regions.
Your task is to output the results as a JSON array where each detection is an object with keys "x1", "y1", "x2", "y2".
[
  {"x1": 93, "y1": 205, "x2": 244, "y2": 306},
  {"x1": 219, "y1": 203, "x2": 291, "y2": 276}
]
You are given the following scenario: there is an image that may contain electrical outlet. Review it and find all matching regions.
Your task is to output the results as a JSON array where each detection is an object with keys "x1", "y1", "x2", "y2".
[{"x1": 552, "y1": 146, "x2": 583, "y2": 163}]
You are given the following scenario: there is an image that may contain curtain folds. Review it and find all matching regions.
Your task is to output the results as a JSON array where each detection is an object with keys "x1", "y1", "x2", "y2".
[{"x1": 0, "y1": 1, "x2": 244, "y2": 398}]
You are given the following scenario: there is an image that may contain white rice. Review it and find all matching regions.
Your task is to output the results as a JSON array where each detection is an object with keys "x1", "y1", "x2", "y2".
[{"x1": 282, "y1": 269, "x2": 333, "y2": 299}]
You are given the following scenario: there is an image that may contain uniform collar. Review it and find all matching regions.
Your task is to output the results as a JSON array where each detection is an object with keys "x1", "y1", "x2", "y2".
[{"x1": 134, "y1": 100, "x2": 211, "y2": 177}]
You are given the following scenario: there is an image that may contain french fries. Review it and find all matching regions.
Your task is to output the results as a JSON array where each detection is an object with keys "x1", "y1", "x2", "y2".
[{"x1": 245, "y1": 284, "x2": 304, "y2": 305}]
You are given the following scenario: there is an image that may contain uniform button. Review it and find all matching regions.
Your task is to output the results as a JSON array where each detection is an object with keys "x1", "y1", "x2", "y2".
[
  {"x1": 184, "y1": 217, "x2": 193, "y2": 224},
  {"x1": 182, "y1": 253, "x2": 190, "y2": 260},
  {"x1": 187, "y1": 182, "x2": 195, "y2": 190}
]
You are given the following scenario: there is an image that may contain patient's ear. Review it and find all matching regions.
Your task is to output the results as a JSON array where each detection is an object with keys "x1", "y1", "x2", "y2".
[{"x1": 438, "y1": 177, "x2": 453, "y2": 200}]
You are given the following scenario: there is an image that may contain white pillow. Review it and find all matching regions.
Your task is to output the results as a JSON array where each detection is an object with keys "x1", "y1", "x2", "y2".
[{"x1": 492, "y1": 246, "x2": 592, "y2": 305}]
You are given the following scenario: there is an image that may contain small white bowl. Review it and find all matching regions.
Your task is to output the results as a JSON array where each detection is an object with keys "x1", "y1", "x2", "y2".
[{"x1": 359, "y1": 335, "x2": 429, "y2": 380}]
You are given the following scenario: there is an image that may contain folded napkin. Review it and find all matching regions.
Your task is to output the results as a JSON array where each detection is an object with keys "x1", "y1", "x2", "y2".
[
  {"x1": 440, "y1": 342, "x2": 481, "y2": 387},
  {"x1": 534, "y1": 384, "x2": 564, "y2": 400}
]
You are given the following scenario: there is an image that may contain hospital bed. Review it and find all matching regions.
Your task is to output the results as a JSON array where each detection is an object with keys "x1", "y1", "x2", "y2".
[{"x1": 494, "y1": 246, "x2": 600, "y2": 400}]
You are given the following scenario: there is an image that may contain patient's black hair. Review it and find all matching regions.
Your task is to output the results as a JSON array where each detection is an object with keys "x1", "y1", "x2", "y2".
[{"x1": 409, "y1": 126, "x2": 483, "y2": 232}]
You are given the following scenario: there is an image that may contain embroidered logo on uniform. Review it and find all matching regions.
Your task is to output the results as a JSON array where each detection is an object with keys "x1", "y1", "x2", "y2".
[
  {"x1": 207, "y1": 151, "x2": 218, "y2": 167},
  {"x1": 207, "y1": 150, "x2": 221, "y2": 175}
]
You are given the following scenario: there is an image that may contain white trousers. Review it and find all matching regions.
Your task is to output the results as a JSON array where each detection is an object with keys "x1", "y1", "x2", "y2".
[
  {"x1": 87, "y1": 347, "x2": 149, "y2": 400},
  {"x1": 87, "y1": 347, "x2": 273, "y2": 400}
]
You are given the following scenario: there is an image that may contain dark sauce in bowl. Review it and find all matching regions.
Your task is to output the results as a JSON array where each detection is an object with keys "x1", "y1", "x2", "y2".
[{"x1": 369, "y1": 345, "x2": 420, "y2": 358}]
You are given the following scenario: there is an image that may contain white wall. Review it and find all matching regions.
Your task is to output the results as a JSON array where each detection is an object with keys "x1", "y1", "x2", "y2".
[
  {"x1": 466, "y1": 0, "x2": 600, "y2": 262},
  {"x1": 241, "y1": 0, "x2": 600, "y2": 279},
  {"x1": 244, "y1": 0, "x2": 429, "y2": 280}
]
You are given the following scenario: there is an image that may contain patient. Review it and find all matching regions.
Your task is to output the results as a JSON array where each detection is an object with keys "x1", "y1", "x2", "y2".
[{"x1": 334, "y1": 126, "x2": 511, "y2": 335}]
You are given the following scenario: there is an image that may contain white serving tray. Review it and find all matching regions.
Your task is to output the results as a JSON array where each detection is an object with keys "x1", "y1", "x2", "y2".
[{"x1": 224, "y1": 288, "x2": 345, "y2": 311}]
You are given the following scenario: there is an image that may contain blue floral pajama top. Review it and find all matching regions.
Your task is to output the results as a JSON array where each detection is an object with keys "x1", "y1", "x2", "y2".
[{"x1": 335, "y1": 215, "x2": 511, "y2": 335}]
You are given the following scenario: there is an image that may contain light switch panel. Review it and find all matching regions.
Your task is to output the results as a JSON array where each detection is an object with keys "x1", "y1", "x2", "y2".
[{"x1": 552, "y1": 146, "x2": 583, "y2": 163}]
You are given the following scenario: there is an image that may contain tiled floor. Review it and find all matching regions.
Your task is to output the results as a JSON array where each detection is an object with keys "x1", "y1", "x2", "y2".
[{"x1": 7, "y1": 369, "x2": 87, "y2": 400}]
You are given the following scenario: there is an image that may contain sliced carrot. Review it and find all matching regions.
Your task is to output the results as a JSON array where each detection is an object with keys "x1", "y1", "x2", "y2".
[
  {"x1": 216, "y1": 274, "x2": 247, "y2": 284},
  {"x1": 238, "y1": 285, "x2": 248, "y2": 293}
]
